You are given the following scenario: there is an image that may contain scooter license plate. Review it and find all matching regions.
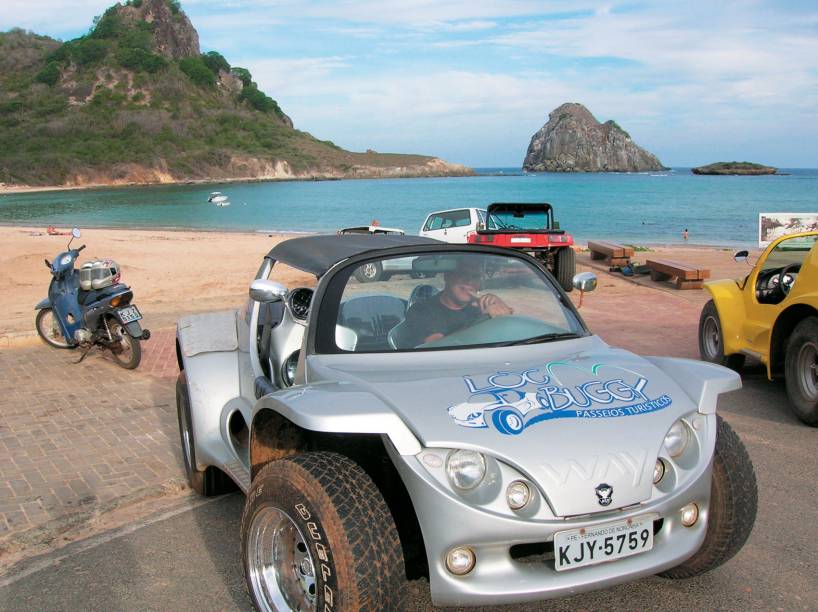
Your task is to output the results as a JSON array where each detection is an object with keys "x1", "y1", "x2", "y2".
[{"x1": 118, "y1": 305, "x2": 142, "y2": 324}]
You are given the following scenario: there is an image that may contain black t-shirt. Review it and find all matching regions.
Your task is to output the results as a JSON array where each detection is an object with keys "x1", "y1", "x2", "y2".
[{"x1": 403, "y1": 294, "x2": 481, "y2": 346}]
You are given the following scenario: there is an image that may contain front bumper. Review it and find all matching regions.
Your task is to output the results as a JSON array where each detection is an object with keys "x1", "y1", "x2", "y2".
[{"x1": 388, "y1": 444, "x2": 713, "y2": 607}]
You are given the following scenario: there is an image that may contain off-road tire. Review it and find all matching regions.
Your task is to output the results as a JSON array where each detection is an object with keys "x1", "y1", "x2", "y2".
[
  {"x1": 241, "y1": 452, "x2": 407, "y2": 611},
  {"x1": 175, "y1": 371, "x2": 235, "y2": 496},
  {"x1": 35, "y1": 308, "x2": 73, "y2": 349},
  {"x1": 698, "y1": 300, "x2": 746, "y2": 371},
  {"x1": 784, "y1": 317, "x2": 818, "y2": 426},
  {"x1": 659, "y1": 416, "x2": 757, "y2": 579},
  {"x1": 354, "y1": 261, "x2": 383, "y2": 283},
  {"x1": 554, "y1": 247, "x2": 575, "y2": 292}
]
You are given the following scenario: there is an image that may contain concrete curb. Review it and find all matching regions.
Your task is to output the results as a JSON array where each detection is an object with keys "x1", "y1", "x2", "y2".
[{"x1": 0, "y1": 331, "x2": 43, "y2": 350}]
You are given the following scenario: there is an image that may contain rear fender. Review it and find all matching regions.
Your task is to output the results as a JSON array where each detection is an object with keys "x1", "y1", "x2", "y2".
[
  {"x1": 124, "y1": 321, "x2": 143, "y2": 338},
  {"x1": 177, "y1": 311, "x2": 248, "y2": 473},
  {"x1": 35, "y1": 297, "x2": 51, "y2": 310},
  {"x1": 704, "y1": 279, "x2": 746, "y2": 356},
  {"x1": 254, "y1": 383, "x2": 422, "y2": 458}
]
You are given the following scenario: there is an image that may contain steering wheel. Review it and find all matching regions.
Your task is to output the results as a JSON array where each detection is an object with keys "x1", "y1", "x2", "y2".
[
  {"x1": 419, "y1": 315, "x2": 561, "y2": 348},
  {"x1": 777, "y1": 263, "x2": 800, "y2": 296}
]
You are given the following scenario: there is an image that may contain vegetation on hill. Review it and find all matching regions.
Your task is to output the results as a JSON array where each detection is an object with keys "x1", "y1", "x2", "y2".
[
  {"x1": 691, "y1": 162, "x2": 777, "y2": 176},
  {"x1": 0, "y1": 0, "x2": 469, "y2": 186}
]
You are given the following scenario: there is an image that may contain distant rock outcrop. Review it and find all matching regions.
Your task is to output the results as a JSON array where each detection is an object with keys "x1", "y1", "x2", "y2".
[
  {"x1": 117, "y1": 0, "x2": 200, "y2": 59},
  {"x1": 691, "y1": 162, "x2": 777, "y2": 176},
  {"x1": 523, "y1": 103, "x2": 665, "y2": 172}
]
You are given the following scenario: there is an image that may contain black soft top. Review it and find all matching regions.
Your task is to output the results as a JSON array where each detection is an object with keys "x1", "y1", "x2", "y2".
[{"x1": 266, "y1": 234, "x2": 441, "y2": 276}]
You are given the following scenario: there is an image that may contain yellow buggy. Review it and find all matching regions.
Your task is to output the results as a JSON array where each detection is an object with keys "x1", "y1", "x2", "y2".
[{"x1": 699, "y1": 231, "x2": 818, "y2": 425}]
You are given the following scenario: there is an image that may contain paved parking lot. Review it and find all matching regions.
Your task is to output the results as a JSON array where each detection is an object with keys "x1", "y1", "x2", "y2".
[{"x1": 0, "y1": 329, "x2": 182, "y2": 564}]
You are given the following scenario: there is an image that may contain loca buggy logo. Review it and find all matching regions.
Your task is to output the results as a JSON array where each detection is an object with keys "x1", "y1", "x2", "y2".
[{"x1": 446, "y1": 361, "x2": 672, "y2": 435}]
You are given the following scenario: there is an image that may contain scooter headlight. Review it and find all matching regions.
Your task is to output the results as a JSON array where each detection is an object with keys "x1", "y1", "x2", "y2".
[
  {"x1": 59, "y1": 254, "x2": 73, "y2": 266},
  {"x1": 445, "y1": 450, "x2": 486, "y2": 490}
]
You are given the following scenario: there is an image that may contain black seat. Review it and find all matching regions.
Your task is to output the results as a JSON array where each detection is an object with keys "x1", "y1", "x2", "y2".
[
  {"x1": 409, "y1": 284, "x2": 438, "y2": 307},
  {"x1": 77, "y1": 283, "x2": 129, "y2": 306},
  {"x1": 387, "y1": 285, "x2": 439, "y2": 349}
]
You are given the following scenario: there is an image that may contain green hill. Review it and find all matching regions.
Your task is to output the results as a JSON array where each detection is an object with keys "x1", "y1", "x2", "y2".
[{"x1": 0, "y1": 0, "x2": 471, "y2": 187}]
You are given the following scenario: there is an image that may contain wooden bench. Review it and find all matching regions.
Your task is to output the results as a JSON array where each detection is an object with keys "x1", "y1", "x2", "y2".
[
  {"x1": 646, "y1": 258, "x2": 711, "y2": 289},
  {"x1": 588, "y1": 240, "x2": 635, "y2": 266}
]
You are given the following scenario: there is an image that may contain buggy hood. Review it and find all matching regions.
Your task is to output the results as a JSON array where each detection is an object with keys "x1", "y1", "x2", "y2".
[{"x1": 306, "y1": 336, "x2": 727, "y2": 516}]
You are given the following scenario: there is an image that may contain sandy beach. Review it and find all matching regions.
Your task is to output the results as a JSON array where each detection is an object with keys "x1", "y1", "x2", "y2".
[{"x1": 0, "y1": 225, "x2": 752, "y2": 349}]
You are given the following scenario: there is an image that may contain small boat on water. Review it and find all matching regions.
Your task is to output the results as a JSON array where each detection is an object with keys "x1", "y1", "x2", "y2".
[
  {"x1": 210, "y1": 194, "x2": 230, "y2": 206},
  {"x1": 208, "y1": 192, "x2": 226, "y2": 203}
]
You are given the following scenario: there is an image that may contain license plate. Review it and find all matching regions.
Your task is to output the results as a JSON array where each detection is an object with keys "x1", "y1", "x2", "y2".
[
  {"x1": 554, "y1": 515, "x2": 654, "y2": 571},
  {"x1": 118, "y1": 305, "x2": 142, "y2": 324},
  {"x1": 510, "y1": 237, "x2": 532, "y2": 243}
]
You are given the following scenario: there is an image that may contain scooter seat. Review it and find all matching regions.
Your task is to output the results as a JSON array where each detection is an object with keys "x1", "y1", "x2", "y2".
[{"x1": 78, "y1": 283, "x2": 129, "y2": 306}]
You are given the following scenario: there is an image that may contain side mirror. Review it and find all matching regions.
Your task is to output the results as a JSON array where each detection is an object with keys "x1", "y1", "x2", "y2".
[
  {"x1": 734, "y1": 250, "x2": 749, "y2": 263},
  {"x1": 71, "y1": 227, "x2": 81, "y2": 238},
  {"x1": 572, "y1": 271, "x2": 597, "y2": 293},
  {"x1": 249, "y1": 279, "x2": 288, "y2": 303}
]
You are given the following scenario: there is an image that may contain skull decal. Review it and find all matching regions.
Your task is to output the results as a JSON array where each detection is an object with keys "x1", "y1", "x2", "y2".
[{"x1": 595, "y1": 483, "x2": 613, "y2": 506}]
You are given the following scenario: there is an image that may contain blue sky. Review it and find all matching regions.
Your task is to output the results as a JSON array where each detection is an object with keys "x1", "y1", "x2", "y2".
[{"x1": 3, "y1": 1, "x2": 818, "y2": 167}]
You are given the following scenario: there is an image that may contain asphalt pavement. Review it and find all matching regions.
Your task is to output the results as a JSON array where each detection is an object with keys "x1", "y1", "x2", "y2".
[{"x1": 1, "y1": 370, "x2": 815, "y2": 612}]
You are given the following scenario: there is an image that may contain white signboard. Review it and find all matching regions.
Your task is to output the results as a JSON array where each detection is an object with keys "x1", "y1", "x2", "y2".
[{"x1": 759, "y1": 212, "x2": 818, "y2": 248}]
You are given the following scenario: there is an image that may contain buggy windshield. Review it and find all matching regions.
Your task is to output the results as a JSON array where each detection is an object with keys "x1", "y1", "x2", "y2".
[
  {"x1": 326, "y1": 251, "x2": 584, "y2": 352},
  {"x1": 487, "y1": 205, "x2": 551, "y2": 231}
]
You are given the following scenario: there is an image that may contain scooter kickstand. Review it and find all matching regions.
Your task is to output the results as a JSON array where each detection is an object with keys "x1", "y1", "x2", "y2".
[{"x1": 75, "y1": 346, "x2": 93, "y2": 364}]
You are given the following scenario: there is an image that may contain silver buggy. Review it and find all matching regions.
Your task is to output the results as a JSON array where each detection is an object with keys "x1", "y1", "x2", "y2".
[{"x1": 175, "y1": 235, "x2": 757, "y2": 611}]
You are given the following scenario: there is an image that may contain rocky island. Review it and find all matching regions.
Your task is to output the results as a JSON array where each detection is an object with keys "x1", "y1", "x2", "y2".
[
  {"x1": 0, "y1": 0, "x2": 471, "y2": 189},
  {"x1": 691, "y1": 162, "x2": 777, "y2": 175},
  {"x1": 523, "y1": 103, "x2": 665, "y2": 173}
]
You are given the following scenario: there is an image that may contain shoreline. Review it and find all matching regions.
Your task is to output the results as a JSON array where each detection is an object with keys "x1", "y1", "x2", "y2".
[
  {"x1": 0, "y1": 223, "x2": 755, "y2": 250},
  {"x1": 0, "y1": 169, "x2": 477, "y2": 196}
]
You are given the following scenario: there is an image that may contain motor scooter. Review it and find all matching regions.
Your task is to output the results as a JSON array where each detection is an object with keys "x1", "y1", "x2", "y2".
[{"x1": 35, "y1": 228, "x2": 150, "y2": 369}]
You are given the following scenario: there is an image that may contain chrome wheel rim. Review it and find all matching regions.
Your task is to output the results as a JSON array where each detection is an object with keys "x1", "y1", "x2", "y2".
[
  {"x1": 702, "y1": 316, "x2": 720, "y2": 359},
  {"x1": 179, "y1": 402, "x2": 193, "y2": 475},
  {"x1": 361, "y1": 263, "x2": 377, "y2": 280},
  {"x1": 247, "y1": 506, "x2": 317, "y2": 612},
  {"x1": 796, "y1": 340, "x2": 818, "y2": 400},
  {"x1": 39, "y1": 310, "x2": 69, "y2": 347}
]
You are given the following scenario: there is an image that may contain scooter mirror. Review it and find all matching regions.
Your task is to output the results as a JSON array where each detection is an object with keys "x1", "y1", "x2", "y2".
[
  {"x1": 734, "y1": 250, "x2": 749, "y2": 263},
  {"x1": 72, "y1": 228, "x2": 81, "y2": 238}
]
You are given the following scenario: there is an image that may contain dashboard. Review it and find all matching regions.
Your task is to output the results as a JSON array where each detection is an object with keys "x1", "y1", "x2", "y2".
[{"x1": 756, "y1": 266, "x2": 799, "y2": 304}]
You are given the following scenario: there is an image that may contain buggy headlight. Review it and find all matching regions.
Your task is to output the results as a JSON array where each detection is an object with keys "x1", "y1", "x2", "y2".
[
  {"x1": 445, "y1": 450, "x2": 486, "y2": 490},
  {"x1": 506, "y1": 480, "x2": 532, "y2": 510},
  {"x1": 281, "y1": 351, "x2": 299, "y2": 387},
  {"x1": 663, "y1": 419, "x2": 689, "y2": 458}
]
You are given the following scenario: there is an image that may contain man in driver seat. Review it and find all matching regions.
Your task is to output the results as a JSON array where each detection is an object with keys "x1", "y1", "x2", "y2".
[{"x1": 403, "y1": 257, "x2": 513, "y2": 346}]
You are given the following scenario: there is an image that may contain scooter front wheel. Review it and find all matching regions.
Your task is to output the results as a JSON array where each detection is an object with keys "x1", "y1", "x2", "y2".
[
  {"x1": 108, "y1": 319, "x2": 142, "y2": 369},
  {"x1": 35, "y1": 308, "x2": 73, "y2": 349}
]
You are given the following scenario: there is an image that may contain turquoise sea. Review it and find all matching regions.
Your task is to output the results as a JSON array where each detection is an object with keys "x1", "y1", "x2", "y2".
[{"x1": 1, "y1": 168, "x2": 816, "y2": 246}]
